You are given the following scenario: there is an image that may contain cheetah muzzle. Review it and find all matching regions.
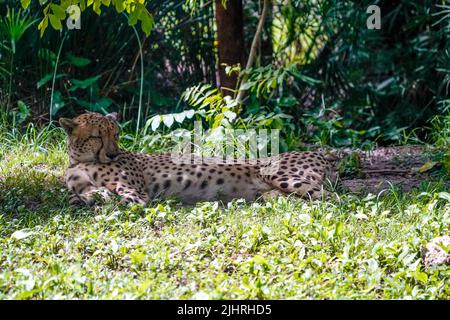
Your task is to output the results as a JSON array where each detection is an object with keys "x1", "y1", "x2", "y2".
[{"x1": 59, "y1": 112, "x2": 334, "y2": 206}]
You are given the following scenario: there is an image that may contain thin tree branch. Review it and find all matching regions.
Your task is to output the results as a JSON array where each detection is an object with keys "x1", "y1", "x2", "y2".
[{"x1": 236, "y1": 0, "x2": 269, "y2": 104}]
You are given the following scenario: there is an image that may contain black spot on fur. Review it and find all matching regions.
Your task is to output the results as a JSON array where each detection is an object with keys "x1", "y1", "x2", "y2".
[
  {"x1": 280, "y1": 182, "x2": 289, "y2": 189},
  {"x1": 183, "y1": 180, "x2": 192, "y2": 190}
]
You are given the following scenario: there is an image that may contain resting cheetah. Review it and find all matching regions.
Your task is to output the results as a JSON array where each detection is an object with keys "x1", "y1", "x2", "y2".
[{"x1": 59, "y1": 112, "x2": 333, "y2": 206}]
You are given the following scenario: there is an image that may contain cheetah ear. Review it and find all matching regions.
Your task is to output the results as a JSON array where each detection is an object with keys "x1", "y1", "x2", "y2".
[
  {"x1": 59, "y1": 118, "x2": 77, "y2": 133},
  {"x1": 105, "y1": 112, "x2": 119, "y2": 122}
]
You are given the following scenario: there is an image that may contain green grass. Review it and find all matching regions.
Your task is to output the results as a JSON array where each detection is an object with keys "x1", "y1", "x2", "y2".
[{"x1": 0, "y1": 125, "x2": 449, "y2": 299}]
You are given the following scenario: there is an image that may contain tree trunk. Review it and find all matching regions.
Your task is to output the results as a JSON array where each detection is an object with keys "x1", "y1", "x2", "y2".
[
  {"x1": 215, "y1": 0, "x2": 245, "y2": 95},
  {"x1": 260, "y1": 1, "x2": 273, "y2": 66}
]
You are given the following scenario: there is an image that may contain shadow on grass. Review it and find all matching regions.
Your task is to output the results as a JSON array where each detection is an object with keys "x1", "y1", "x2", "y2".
[{"x1": 0, "y1": 165, "x2": 75, "y2": 227}]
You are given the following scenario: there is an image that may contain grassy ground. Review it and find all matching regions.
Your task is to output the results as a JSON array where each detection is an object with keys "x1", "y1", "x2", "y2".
[{"x1": 0, "y1": 125, "x2": 449, "y2": 299}]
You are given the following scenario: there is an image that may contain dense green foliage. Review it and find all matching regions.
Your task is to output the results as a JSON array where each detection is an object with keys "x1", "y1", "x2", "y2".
[
  {"x1": 0, "y1": 126, "x2": 449, "y2": 299},
  {"x1": 0, "y1": 0, "x2": 449, "y2": 148}
]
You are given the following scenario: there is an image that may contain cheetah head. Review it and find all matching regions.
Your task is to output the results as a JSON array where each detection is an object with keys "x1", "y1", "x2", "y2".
[{"x1": 59, "y1": 112, "x2": 121, "y2": 164}]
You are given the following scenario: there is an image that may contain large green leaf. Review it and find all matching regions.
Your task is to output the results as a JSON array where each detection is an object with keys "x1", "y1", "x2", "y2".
[
  {"x1": 20, "y1": 0, "x2": 31, "y2": 9},
  {"x1": 49, "y1": 14, "x2": 62, "y2": 30},
  {"x1": 68, "y1": 75, "x2": 101, "y2": 91},
  {"x1": 151, "y1": 116, "x2": 161, "y2": 131},
  {"x1": 50, "y1": 4, "x2": 66, "y2": 20},
  {"x1": 75, "y1": 97, "x2": 112, "y2": 113},
  {"x1": 50, "y1": 91, "x2": 66, "y2": 116},
  {"x1": 37, "y1": 73, "x2": 66, "y2": 89},
  {"x1": 16, "y1": 100, "x2": 31, "y2": 123},
  {"x1": 67, "y1": 53, "x2": 91, "y2": 67},
  {"x1": 162, "y1": 114, "x2": 174, "y2": 128}
]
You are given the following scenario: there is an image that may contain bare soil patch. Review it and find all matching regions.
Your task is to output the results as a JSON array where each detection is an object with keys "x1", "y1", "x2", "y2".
[{"x1": 337, "y1": 146, "x2": 448, "y2": 194}]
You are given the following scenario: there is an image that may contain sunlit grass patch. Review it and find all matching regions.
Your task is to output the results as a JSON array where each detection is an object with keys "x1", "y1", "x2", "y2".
[{"x1": 0, "y1": 125, "x2": 449, "y2": 299}]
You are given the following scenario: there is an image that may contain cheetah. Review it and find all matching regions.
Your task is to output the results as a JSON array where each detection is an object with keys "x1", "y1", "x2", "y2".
[{"x1": 59, "y1": 112, "x2": 333, "y2": 206}]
